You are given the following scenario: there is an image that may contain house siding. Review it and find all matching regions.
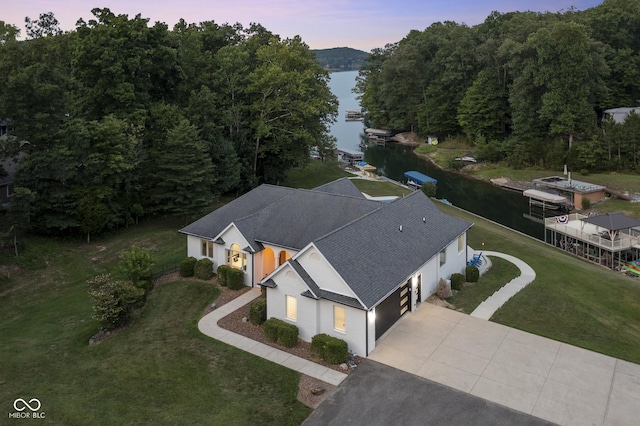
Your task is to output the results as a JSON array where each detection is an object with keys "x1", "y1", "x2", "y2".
[
  {"x1": 297, "y1": 246, "x2": 358, "y2": 298},
  {"x1": 317, "y1": 299, "x2": 367, "y2": 356},
  {"x1": 437, "y1": 235, "x2": 467, "y2": 288},
  {"x1": 267, "y1": 265, "x2": 318, "y2": 342}
]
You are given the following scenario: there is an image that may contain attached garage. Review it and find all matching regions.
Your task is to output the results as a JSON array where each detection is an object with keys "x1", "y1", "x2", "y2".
[{"x1": 375, "y1": 279, "x2": 411, "y2": 340}]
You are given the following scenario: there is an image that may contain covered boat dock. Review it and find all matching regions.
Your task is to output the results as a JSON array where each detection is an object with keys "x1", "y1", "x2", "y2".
[
  {"x1": 404, "y1": 171, "x2": 437, "y2": 190},
  {"x1": 545, "y1": 212, "x2": 640, "y2": 270}
]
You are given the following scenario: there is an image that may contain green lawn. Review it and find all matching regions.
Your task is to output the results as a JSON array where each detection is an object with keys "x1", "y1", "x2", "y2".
[
  {"x1": 4, "y1": 168, "x2": 640, "y2": 424},
  {"x1": 350, "y1": 178, "x2": 413, "y2": 197},
  {"x1": 0, "y1": 220, "x2": 310, "y2": 425},
  {"x1": 447, "y1": 257, "x2": 520, "y2": 314},
  {"x1": 283, "y1": 160, "x2": 350, "y2": 189}
]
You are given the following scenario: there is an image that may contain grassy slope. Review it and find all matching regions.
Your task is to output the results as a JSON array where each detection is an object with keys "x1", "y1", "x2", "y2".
[
  {"x1": 350, "y1": 178, "x2": 412, "y2": 197},
  {"x1": 0, "y1": 219, "x2": 310, "y2": 425},
  {"x1": 438, "y1": 203, "x2": 640, "y2": 363},
  {"x1": 447, "y1": 257, "x2": 520, "y2": 314}
]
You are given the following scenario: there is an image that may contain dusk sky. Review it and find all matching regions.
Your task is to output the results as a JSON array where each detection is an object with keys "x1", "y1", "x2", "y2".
[{"x1": 5, "y1": 0, "x2": 603, "y2": 51}]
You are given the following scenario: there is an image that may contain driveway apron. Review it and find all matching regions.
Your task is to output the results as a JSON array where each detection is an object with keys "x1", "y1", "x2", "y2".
[{"x1": 368, "y1": 303, "x2": 640, "y2": 426}]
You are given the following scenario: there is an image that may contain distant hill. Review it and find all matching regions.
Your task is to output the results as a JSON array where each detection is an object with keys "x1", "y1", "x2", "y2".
[{"x1": 311, "y1": 47, "x2": 369, "y2": 72}]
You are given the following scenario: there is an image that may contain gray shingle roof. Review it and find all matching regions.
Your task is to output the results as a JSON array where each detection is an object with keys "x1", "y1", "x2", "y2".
[
  {"x1": 234, "y1": 189, "x2": 380, "y2": 251},
  {"x1": 313, "y1": 177, "x2": 365, "y2": 199},
  {"x1": 182, "y1": 180, "x2": 473, "y2": 312},
  {"x1": 289, "y1": 259, "x2": 364, "y2": 309},
  {"x1": 582, "y1": 212, "x2": 640, "y2": 231},
  {"x1": 314, "y1": 191, "x2": 472, "y2": 309},
  {"x1": 179, "y1": 185, "x2": 295, "y2": 239}
]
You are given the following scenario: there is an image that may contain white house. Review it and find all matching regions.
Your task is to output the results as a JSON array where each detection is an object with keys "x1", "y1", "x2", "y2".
[{"x1": 180, "y1": 178, "x2": 472, "y2": 356}]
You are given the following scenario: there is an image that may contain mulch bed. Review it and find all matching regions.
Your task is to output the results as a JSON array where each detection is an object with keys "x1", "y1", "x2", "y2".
[{"x1": 213, "y1": 289, "x2": 363, "y2": 408}]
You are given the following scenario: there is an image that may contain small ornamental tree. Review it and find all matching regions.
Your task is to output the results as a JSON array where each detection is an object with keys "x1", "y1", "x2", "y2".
[
  {"x1": 119, "y1": 246, "x2": 155, "y2": 292},
  {"x1": 87, "y1": 274, "x2": 145, "y2": 330},
  {"x1": 421, "y1": 182, "x2": 437, "y2": 197}
]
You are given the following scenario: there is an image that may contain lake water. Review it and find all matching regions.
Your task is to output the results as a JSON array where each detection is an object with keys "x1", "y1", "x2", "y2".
[
  {"x1": 328, "y1": 71, "x2": 366, "y2": 150},
  {"x1": 327, "y1": 70, "x2": 545, "y2": 239}
]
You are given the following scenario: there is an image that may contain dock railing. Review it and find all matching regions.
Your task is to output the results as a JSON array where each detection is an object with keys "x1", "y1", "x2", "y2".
[{"x1": 545, "y1": 214, "x2": 640, "y2": 250}]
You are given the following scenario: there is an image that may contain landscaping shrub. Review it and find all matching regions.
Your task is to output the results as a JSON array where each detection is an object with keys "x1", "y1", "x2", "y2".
[
  {"x1": 311, "y1": 333, "x2": 331, "y2": 355},
  {"x1": 450, "y1": 272, "x2": 466, "y2": 291},
  {"x1": 311, "y1": 333, "x2": 348, "y2": 364},
  {"x1": 436, "y1": 278, "x2": 452, "y2": 299},
  {"x1": 227, "y1": 267, "x2": 245, "y2": 290},
  {"x1": 263, "y1": 318, "x2": 299, "y2": 347},
  {"x1": 249, "y1": 299, "x2": 267, "y2": 325},
  {"x1": 580, "y1": 169, "x2": 589, "y2": 176},
  {"x1": 179, "y1": 256, "x2": 197, "y2": 277},
  {"x1": 194, "y1": 258, "x2": 214, "y2": 280},
  {"x1": 582, "y1": 198, "x2": 591, "y2": 210},
  {"x1": 277, "y1": 322, "x2": 299, "y2": 348},
  {"x1": 217, "y1": 264, "x2": 231, "y2": 286},
  {"x1": 263, "y1": 318, "x2": 281, "y2": 342},
  {"x1": 465, "y1": 265, "x2": 480, "y2": 283},
  {"x1": 323, "y1": 337, "x2": 348, "y2": 364}
]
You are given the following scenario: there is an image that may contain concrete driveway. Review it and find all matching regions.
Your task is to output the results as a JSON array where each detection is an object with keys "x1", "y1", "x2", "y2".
[{"x1": 367, "y1": 303, "x2": 640, "y2": 426}]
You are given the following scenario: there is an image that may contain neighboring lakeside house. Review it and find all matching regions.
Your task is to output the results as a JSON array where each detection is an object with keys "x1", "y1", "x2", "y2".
[{"x1": 180, "y1": 178, "x2": 472, "y2": 356}]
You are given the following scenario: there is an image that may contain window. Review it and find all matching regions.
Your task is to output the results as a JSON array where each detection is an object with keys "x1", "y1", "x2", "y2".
[
  {"x1": 286, "y1": 295, "x2": 297, "y2": 321},
  {"x1": 334, "y1": 306, "x2": 346, "y2": 332},
  {"x1": 226, "y1": 243, "x2": 246, "y2": 270},
  {"x1": 439, "y1": 249, "x2": 446, "y2": 266},
  {"x1": 201, "y1": 239, "x2": 213, "y2": 258},
  {"x1": 458, "y1": 235, "x2": 464, "y2": 253}
]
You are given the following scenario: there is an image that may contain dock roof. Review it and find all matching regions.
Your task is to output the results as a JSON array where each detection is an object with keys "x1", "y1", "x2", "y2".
[
  {"x1": 582, "y1": 212, "x2": 640, "y2": 231},
  {"x1": 404, "y1": 171, "x2": 437, "y2": 185}
]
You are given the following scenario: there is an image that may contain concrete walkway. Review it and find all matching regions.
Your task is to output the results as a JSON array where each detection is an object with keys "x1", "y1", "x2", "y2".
[
  {"x1": 197, "y1": 287, "x2": 348, "y2": 386},
  {"x1": 470, "y1": 250, "x2": 536, "y2": 320},
  {"x1": 369, "y1": 303, "x2": 640, "y2": 426}
]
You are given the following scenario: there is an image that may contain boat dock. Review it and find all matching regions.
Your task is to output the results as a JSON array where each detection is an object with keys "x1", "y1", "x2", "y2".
[
  {"x1": 404, "y1": 171, "x2": 437, "y2": 190},
  {"x1": 490, "y1": 177, "x2": 534, "y2": 192},
  {"x1": 345, "y1": 110, "x2": 364, "y2": 121}
]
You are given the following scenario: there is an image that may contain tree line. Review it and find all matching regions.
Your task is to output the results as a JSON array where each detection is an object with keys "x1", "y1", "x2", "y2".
[
  {"x1": 0, "y1": 8, "x2": 337, "y2": 243},
  {"x1": 355, "y1": 0, "x2": 640, "y2": 173}
]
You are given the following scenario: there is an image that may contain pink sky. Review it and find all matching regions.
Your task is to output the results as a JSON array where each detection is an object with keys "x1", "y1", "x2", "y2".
[{"x1": 4, "y1": 0, "x2": 602, "y2": 51}]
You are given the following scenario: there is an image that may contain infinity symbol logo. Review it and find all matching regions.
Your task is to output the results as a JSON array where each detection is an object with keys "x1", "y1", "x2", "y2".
[{"x1": 13, "y1": 398, "x2": 41, "y2": 412}]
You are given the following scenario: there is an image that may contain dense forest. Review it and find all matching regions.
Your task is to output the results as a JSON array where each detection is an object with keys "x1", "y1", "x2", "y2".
[
  {"x1": 355, "y1": 0, "x2": 640, "y2": 173},
  {"x1": 312, "y1": 47, "x2": 369, "y2": 71},
  {"x1": 0, "y1": 8, "x2": 338, "y2": 242}
]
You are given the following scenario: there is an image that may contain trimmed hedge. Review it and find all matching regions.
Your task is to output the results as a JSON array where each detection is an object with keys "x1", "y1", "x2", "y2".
[
  {"x1": 194, "y1": 258, "x2": 214, "y2": 280},
  {"x1": 450, "y1": 272, "x2": 466, "y2": 291},
  {"x1": 217, "y1": 264, "x2": 231, "y2": 286},
  {"x1": 278, "y1": 322, "x2": 299, "y2": 348},
  {"x1": 263, "y1": 318, "x2": 298, "y2": 347},
  {"x1": 311, "y1": 333, "x2": 348, "y2": 364},
  {"x1": 465, "y1": 265, "x2": 480, "y2": 283},
  {"x1": 263, "y1": 318, "x2": 280, "y2": 342},
  {"x1": 249, "y1": 299, "x2": 267, "y2": 325},
  {"x1": 179, "y1": 257, "x2": 197, "y2": 277},
  {"x1": 227, "y1": 267, "x2": 245, "y2": 290}
]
